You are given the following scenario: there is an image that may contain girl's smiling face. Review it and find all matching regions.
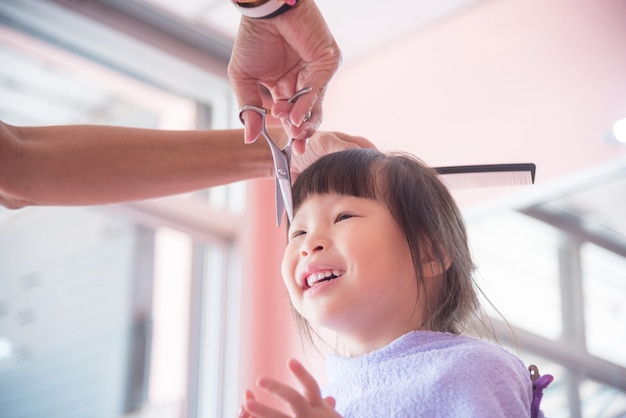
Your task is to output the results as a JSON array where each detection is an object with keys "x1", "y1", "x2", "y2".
[{"x1": 281, "y1": 192, "x2": 428, "y2": 354}]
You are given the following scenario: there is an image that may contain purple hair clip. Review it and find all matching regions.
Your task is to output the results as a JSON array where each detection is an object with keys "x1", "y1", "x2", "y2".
[{"x1": 529, "y1": 365, "x2": 554, "y2": 418}]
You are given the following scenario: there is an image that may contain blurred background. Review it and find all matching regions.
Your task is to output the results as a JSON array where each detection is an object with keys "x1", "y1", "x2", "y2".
[{"x1": 0, "y1": 0, "x2": 625, "y2": 417}]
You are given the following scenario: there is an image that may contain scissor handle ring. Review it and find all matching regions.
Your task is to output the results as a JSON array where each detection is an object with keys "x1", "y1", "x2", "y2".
[{"x1": 238, "y1": 105, "x2": 269, "y2": 125}]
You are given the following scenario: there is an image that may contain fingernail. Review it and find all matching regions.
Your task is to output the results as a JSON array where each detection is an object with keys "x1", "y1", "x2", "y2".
[
  {"x1": 244, "y1": 132, "x2": 258, "y2": 144},
  {"x1": 289, "y1": 115, "x2": 302, "y2": 128},
  {"x1": 294, "y1": 119, "x2": 303, "y2": 128}
]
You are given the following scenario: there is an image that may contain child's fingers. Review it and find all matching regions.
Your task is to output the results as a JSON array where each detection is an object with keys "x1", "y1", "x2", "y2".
[
  {"x1": 245, "y1": 390, "x2": 255, "y2": 401},
  {"x1": 251, "y1": 362, "x2": 338, "y2": 417},
  {"x1": 244, "y1": 396, "x2": 291, "y2": 418},
  {"x1": 237, "y1": 390, "x2": 256, "y2": 418},
  {"x1": 237, "y1": 405, "x2": 250, "y2": 418},
  {"x1": 287, "y1": 358, "x2": 325, "y2": 405},
  {"x1": 257, "y1": 376, "x2": 308, "y2": 413}
]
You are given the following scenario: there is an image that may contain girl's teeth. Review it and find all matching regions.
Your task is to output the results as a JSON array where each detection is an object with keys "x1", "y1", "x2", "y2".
[{"x1": 306, "y1": 270, "x2": 344, "y2": 288}]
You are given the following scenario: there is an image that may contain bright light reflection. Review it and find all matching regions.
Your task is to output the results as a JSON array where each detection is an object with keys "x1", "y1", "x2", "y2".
[
  {"x1": 0, "y1": 337, "x2": 13, "y2": 360},
  {"x1": 612, "y1": 117, "x2": 626, "y2": 143}
]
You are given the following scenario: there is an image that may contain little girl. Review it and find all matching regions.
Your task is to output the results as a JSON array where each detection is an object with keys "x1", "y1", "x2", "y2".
[{"x1": 240, "y1": 148, "x2": 539, "y2": 417}]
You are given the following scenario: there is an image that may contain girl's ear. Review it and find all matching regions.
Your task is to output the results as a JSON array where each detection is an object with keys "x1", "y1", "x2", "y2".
[{"x1": 419, "y1": 240, "x2": 451, "y2": 278}]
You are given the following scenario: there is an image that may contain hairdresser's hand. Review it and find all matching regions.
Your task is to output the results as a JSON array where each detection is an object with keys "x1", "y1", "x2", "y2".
[
  {"x1": 239, "y1": 359, "x2": 342, "y2": 418},
  {"x1": 228, "y1": 0, "x2": 341, "y2": 153}
]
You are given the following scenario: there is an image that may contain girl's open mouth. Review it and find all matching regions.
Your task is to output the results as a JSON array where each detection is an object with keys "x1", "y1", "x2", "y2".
[{"x1": 305, "y1": 270, "x2": 344, "y2": 289}]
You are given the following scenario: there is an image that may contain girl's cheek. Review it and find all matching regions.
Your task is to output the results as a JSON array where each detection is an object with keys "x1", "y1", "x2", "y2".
[{"x1": 280, "y1": 250, "x2": 296, "y2": 286}]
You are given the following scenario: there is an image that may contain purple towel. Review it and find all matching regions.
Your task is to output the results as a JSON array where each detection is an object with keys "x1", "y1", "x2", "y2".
[{"x1": 323, "y1": 330, "x2": 536, "y2": 417}]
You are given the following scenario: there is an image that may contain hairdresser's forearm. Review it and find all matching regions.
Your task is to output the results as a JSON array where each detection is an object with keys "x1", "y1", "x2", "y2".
[{"x1": 0, "y1": 123, "x2": 273, "y2": 208}]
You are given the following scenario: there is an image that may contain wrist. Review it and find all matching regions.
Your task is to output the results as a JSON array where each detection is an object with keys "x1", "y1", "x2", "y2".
[{"x1": 231, "y1": 0, "x2": 301, "y2": 19}]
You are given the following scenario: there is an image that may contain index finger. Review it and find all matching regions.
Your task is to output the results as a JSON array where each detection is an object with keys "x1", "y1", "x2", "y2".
[
  {"x1": 287, "y1": 358, "x2": 324, "y2": 405},
  {"x1": 288, "y1": 87, "x2": 319, "y2": 130}
]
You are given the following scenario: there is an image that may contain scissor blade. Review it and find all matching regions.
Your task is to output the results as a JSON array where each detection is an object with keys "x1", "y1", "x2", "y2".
[
  {"x1": 269, "y1": 144, "x2": 294, "y2": 226},
  {"x1": 277, "y1": 177, "x2": 293, "y2": 223},
  {"x1": 275, "y1": 176, "x2": 285, "y2": 226},
  {"x1": 268, "y1": 144, "x2": 293, "y2": 226}
]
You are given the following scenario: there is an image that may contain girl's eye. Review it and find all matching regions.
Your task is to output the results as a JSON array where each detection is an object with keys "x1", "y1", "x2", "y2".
[
  {"x1": 335, "y1": 212, "x2": 355, "y2": 223},
  {"x1": 289, "y1": 230, "x2": 306, "y2": 240}
]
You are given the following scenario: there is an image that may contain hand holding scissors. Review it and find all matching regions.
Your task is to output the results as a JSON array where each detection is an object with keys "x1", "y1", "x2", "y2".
[{"x1": 239, "y1": 87, "x2": 312, "y2": 226}]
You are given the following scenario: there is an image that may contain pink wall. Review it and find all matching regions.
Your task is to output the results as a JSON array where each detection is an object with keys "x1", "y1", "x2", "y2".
[
  {"x1": 321, "y1": 0, "x2": 626, "y2": 205},
  {"x1": 240, "y1": 178, "x2": 299, "y2": 408}
]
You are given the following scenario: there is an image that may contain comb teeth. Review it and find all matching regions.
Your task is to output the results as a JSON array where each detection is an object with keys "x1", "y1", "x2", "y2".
[{"x1": 435, "y1": 163, "x2": 536, "y2": 189}]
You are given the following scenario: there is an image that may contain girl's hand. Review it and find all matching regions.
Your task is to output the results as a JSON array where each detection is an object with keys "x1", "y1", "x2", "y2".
[
  {"x1": 237, "y1": 390, "x2": 256, "y2": 418},
  {"x1": 240, "y1": 359, "x2": 341, "y2": 418}
]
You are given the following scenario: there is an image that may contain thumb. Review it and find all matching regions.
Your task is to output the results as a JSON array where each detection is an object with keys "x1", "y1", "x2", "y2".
[
  {"x1": 229, "y1": 74, "x2": 265, "y2": 143},
  {"x1": 239, "y1": 110, "x2": 264, "y2": 144}
]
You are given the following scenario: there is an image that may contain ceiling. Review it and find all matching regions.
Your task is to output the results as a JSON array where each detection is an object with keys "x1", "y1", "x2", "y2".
[
  {"x1": 138, "y1": 0, "x2": 482, "y2": 63},
  {"x1": 0, "y1": 0, "x2": 483, "y2": 124}
]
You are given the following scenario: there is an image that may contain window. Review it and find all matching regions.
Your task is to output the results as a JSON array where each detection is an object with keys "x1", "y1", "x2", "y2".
[
  {"x1": 0, "y1": 1, "x2": 241, "y2": 417},
  {"x1": 465, "y1": 160, "x2": 626, "y2": 417}
]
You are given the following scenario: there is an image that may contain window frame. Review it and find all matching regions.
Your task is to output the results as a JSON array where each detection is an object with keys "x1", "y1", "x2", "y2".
[{"x1": 0, "y1": 1, "x2": 244, "y2": 416}]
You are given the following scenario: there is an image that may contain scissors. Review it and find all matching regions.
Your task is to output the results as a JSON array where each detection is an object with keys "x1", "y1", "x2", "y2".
[{"x1": 239, "y1": 86, "x2": 312, "y2": 226}]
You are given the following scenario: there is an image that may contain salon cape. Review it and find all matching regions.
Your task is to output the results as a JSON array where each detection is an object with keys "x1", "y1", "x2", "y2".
[{"x1": 323, "y1": 330, "x2": 535, "y2": 417}]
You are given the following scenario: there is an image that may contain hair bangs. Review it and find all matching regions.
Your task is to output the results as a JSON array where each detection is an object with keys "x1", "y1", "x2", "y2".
[{"x1": 292, "y1": 148, "x2": 381, "y2": 211}]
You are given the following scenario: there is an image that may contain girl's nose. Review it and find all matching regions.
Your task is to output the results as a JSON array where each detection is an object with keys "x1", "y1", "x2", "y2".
[{"x1": 300, "y1": 237, "x2": 326, "y2": 257}]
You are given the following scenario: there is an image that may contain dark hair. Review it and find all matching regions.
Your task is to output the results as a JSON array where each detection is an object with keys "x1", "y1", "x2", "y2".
[{"x1": 291, "y1": 148, "x2": 481, "y2": 343}]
